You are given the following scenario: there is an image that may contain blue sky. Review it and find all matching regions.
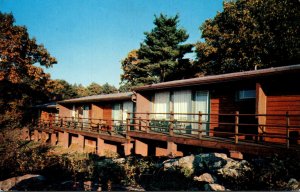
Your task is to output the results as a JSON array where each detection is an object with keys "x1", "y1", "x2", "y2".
[{"x1": 1, "y1": 0, "x2": 223, "y2": 87}]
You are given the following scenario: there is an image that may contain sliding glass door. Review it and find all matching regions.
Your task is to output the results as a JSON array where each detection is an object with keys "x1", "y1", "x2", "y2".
[{"x1": 194, "y1": 91, "x2": 209, "y2": 135}]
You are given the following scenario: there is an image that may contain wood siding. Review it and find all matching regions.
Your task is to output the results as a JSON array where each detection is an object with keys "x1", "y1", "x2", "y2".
[
  {"x1": 58, "y1": 104, "x2": 71, "y2": 117},
  {"x1": 208, "y1": 83, "x2": 257, "y2": 139},
  {"x1": 103, "y1": 104, "x2": 112, "y2": 126},
  {"x1": 265, "y1": 95, "x2": 300, "y2": 143},
  {"x1": 91, "y1": 104, "x2": 103, "y2": 123}
]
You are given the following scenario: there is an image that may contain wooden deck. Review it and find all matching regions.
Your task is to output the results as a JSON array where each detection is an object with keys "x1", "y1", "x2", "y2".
[{"x1": 34, "y1": 111, "x2": 300, "y2": 156}]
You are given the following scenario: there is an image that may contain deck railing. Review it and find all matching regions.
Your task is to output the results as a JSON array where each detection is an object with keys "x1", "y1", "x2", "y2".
[{"x1": 35, "y1": 111, "x2": 300, "y2": 149}]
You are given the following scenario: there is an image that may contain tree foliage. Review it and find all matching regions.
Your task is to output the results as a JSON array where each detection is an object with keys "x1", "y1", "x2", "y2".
[
  {"x1": 120, "y1": 50, "x2": 144, "y2": 89},
  {"x1": 121, "y1": 14, "x2": 193, "y2": 86},
  {"x1": 0, "y1": 12, "x2": 57, "y2": 128},
  {"x1": 49, "y1": 79, "x2": 77, "y2": 100},
  {"x1": 102, "y1": 83, "x2": 118, "y2": 94},
  {"x1": 87, "y1": 82, "x2": 103, "y2": 96},
  {"x1": 195, "y1": 0, "x2": 300, "y2": 75}
]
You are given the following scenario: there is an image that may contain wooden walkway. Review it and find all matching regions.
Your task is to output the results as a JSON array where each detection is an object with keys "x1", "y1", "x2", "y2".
[{"x1": 34, "y1": 111, "x2": 300, "y2": 156}]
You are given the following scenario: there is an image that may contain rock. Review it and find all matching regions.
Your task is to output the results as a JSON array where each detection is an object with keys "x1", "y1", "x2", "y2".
[
  {"x1": 194, "y1": 153, "x2": 228, "y2": 173},
  {"x1": 194, "y1": 173, "x2": 217, "y2": 184},
  {"x1": 163, "y1": 153, "x2": 230, "y2": 175},
  {"x1": 0, "y1": 174, "x2": 46, "y2": 191},
  {"x1": 204, "y1": 183, "x2": 226, "y2": 191},
  {"x1": 218, "y1": 159, "x2": 252, "y2": 179},
  {"x1": 178, "y1": 155, "x2": 195, "y2": 170},
  {"x1": 84, "y1": 180, "x2": 92, "y2": 191},
  {"x1": 125, "y1": 185, "x2": 145, "y2": 191},
  {"x1": 287, "y1": 178, "x2": 300, "y2": 190},
  {"x1": 113, "y1": 158, "x2": 125, "y2": 164}
]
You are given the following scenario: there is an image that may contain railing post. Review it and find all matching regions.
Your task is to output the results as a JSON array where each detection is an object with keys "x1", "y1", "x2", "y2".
[
  {"x1": 146, "y1": 112, "x2": 150, "y2": 133},
  {"x1": 169, "y1": 111, "x2": 174, "y2": 136},
  {"x1": 235, "y1": 111, "x2": 239, "y2": 144},
  {"x1": 286, "y1": 111, "x2": 290, "y2": 149},
  {"x1": 126, "y1": 112, "x2": 130, "y2": 132},
  {"x1": 97, "y1": 119, "x2": 101, "y2": 133},
  {"x1": 198, "y1": 111, "x2": 202, "y2": 139},
  {"x1": 138, "y1": 117, "x2": 142, "y2": 131},
  {"x1": 60, "y1": 117, "x2": 63, "y2": 127}
]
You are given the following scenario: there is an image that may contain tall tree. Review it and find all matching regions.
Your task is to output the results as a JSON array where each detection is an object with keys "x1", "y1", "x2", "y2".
[
  {"x1": 87, "y1": 82, "x2": 103, "y2": 96},
  {"x1": 195, "y1": 0, "x2": 300, "y2": 75},
  {"x1": 0, "y1": 12, "x2": 57, "y2": 128},
  {"x1": 135, "y1": 14, "x2": 193, "y2": 84}
]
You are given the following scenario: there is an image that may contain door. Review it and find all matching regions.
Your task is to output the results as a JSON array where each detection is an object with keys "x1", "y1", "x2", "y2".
[
  {"x1": 122, "y1": 101, "x2": 133, "y2": 123},
  {"x1": 194, "y1": 91, "x2": 209, "y2": 135},
  {"x1": 173, "y1": 90, "x2": 192, "y2": 133},
  {"x1": 83, "y1": 105, "x2": 89, "y2": 126},
  {"x1": 112, "y1": 103, "x2": 122, "y2": 125}
]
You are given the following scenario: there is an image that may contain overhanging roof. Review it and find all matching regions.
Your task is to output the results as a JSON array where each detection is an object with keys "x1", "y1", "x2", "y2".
[
  {"x1": 33, "y1": 102, "x2": 57, "y2": 109},
  {"x1": 133, "y1": 64, "x2": 300, "y2": 91},
  {"x1": 58, "y1": 92, "x2": 133, "y2": 104}
]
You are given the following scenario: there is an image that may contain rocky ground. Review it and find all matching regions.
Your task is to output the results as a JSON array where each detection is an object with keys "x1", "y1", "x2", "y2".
[{"x1": 1, "y1": 151, "x2": 299, "y2": 191}]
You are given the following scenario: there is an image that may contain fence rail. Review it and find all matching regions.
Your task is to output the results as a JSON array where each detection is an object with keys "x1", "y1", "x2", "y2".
[{"x1": 35, "y1": 111, "x2": 300, "y2": 149}]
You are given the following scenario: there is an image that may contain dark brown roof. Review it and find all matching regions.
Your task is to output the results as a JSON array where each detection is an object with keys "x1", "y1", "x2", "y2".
[
  {"x1": 134, "y1": 64, "x2": 300, "y2": 91},
  {"x1": 34, "y1": 102, "x2": 57, "y2": 109},
  {"x1": 58, "y1": 92, "x2": 133, "y2": 104}
]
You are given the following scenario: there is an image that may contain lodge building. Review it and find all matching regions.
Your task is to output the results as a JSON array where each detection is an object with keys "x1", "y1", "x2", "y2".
[{"x1": 30, "y1": 64, "x2": 300, "y2": 158}]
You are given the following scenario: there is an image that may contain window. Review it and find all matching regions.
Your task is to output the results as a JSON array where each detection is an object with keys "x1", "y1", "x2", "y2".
[
  {"x1": 82, "y1": 105, "x2": 89, "y2": 125},
  {"x1": 193, "y1": 91, "x2": 209, "y2": 135},
  {"x1": 238, "y1": 89, "x2": 256, "y2": 100},
  {"x1": 122, "y1": 101, "x2": 133, "y2": 122},
  {"x1": 112, "y1": 103, "x2": 122, "y2": 121},
  {"x1": 173, "y1": 90, "x2": 192, "y2": 120},
  {"x1": 71, "y1": 105, "x2": 76, "y2": 118},
  {"x1": 153, "y1": 91, "x2": 170, "y2": 119}
]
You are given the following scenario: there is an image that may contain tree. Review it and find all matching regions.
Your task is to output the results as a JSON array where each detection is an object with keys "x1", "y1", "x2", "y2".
[
  {"x1": 195, "y1": 0, "x2": 300, "y2": 75},
  {"x1": 102, "y1": 83, "x2": 118, "y2": 94},
  {"x1": 87, "y1": 82, "x2": 103, "y2": 96},
  {"x1": 120, "y1": 50, "x2": 145, "y2": 89},
  {"x1": 122, "y1": 14, "x2": 193, "y2": 85},
  {"x1": 48, "y1": 79, "x2": 77, "y2": 100},
  {"x1": 0, "y1": 12, "x2": 57, "y2": 128},
  {"x1": 74, "y1": 84, "x2": 89, "y2": 97}
]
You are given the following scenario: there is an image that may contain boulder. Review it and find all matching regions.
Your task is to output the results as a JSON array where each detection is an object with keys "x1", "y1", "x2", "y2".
[
  {"x1": 163, "y1": 155, "x2": 194, "y2": 171},
  {"x1": 112, "y1": 158, "x2": 125, "y2": 164},
  {"x1": 218, "y1": 159, "x2": 252, "y2": 179},
  {"x1": 194, "y1": 173, "x2": 217, "y2": 184},
  {"x1": 287, "y1": 178, "x2": 300, "y2": 190},
  {"x1": 204, "y1": 183, "x2": 226, "y2": 191},
  {"x1": 194, "y1": 153, "x2": 228, "y2": 173},
  {"x1": 0, "y1": 174, "x2": 46, "y2": 191},
  {"x1": 163, "y1": 153, "x2": 230, "y2": 174}
]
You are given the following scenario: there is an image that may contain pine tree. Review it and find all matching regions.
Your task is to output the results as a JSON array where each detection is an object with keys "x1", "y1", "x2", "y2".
[
  {"x1": 139, "y1": 14, "x2": 193, "y2": 83},
  {"x1": 122, "y1": 14, "x2": 193, "y2": 85}
]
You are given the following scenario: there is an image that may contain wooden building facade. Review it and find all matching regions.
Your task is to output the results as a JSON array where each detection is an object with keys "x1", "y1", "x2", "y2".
[
  {"x1": 133, "y1": 64, "x2": 300, "y2": 144},
  {"x1": 57, "y1": 92, "x2": 134, "y2": 128}
]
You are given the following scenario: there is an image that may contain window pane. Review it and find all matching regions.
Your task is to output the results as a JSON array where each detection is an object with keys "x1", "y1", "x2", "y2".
[
  {"x1": 239, "y1": 90, "x2": 256, "y2": 99},
  {"x1": 173, "y1": 90, "x2": 191, "y2": 120},
  {"x1": 113, "y1": 103, "x2": 122, "y2": 121},
  {"x1": 122, "y1": 101, "x2": 133, "y2": 122},
  {"x1": 194, "y1": 91, "x2": 209, "y2": 121},
  {"x1": 194, "y1": 91, "x2": 209, "y2": 134},
  {"x1": 154, "y1": 91, "x2": 170, "y2": 119}
]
